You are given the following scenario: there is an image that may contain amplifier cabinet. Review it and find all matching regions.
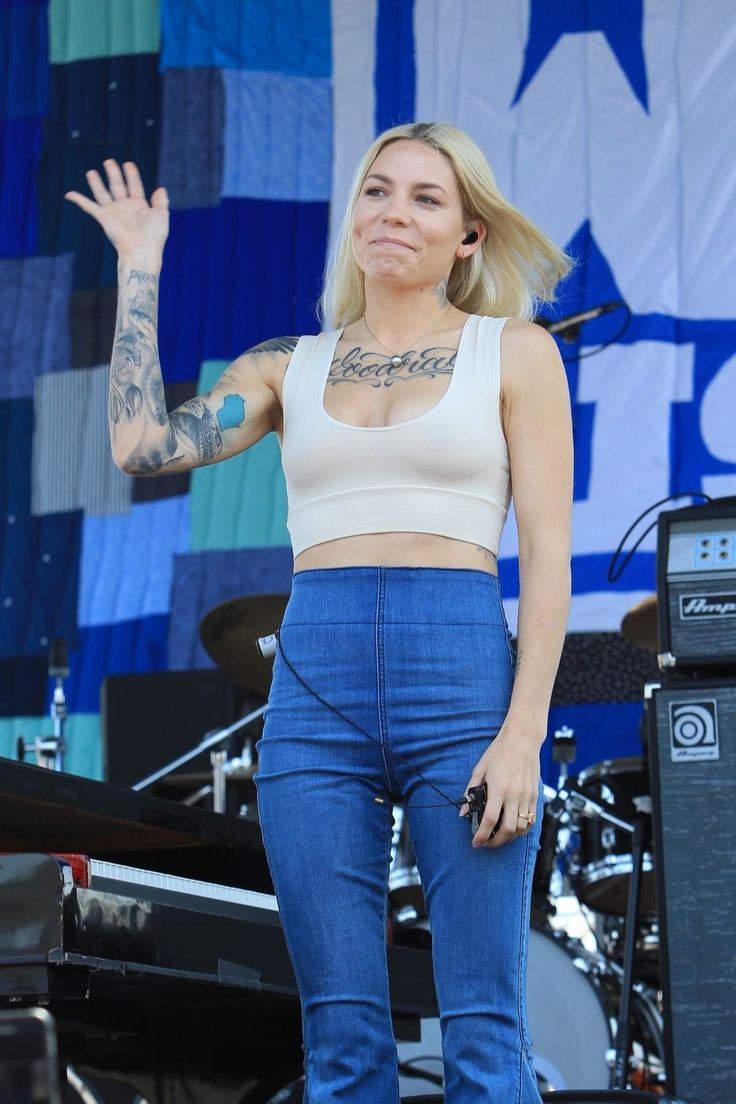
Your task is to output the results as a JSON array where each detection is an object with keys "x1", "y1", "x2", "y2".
[
  {"x1": 657, "y1": 501, "x2": 736, "y2": 672},
  {"x1": 646, "y1": 677, "x2": 736, "y2": 1103}
]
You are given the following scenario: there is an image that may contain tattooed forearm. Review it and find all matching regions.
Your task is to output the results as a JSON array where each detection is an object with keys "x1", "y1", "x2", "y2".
[
  {"x1": 128, "y1": 269, "x2": 159, "y2": 287},
  {"x1": 109, "y1": 255, "x2": 166, "y2": 469}
]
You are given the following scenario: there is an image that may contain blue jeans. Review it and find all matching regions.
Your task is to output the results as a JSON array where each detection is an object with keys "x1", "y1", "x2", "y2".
[{"x1": 255, "y1": 567, "x2": 544, "y2": 1104}]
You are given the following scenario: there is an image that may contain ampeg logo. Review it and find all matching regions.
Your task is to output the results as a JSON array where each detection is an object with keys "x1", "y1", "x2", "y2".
[
  {"x1": 679, "y1": 593, "x2": 736, "y2": 619},
  {"x1": 669, "y1": 700, "x2": 719, "y2": 762}
]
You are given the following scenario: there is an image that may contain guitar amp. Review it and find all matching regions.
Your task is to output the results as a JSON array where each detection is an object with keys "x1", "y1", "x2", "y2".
[
  {"x1": 646, "y1": 676, "x2": 736, "y2": 1104},
  {"x1": 656, "y1": 498, "x2": 736, "y2": 672}
]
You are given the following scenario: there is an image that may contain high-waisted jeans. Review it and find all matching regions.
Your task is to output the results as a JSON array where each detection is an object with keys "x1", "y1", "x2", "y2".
[{"x1": 254, "y1": 566, "x2": 544, "y2": 1104}]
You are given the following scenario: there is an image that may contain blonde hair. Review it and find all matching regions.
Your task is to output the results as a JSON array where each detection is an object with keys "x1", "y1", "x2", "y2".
[{"x1": 320, "y1": 122, "x2": 574, "y2": 328}]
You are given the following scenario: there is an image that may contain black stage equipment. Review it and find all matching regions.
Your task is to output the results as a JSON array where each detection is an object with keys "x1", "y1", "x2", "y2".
[
  {"x1": 101, "y1": 668, "x2": 239, "y2": 787},
  {"x1": 646, "y1": 676, "x2": 736, "y2": 1104},
  {"x1": 656, "y1": 497, "x2": 736, "y2": 671}
]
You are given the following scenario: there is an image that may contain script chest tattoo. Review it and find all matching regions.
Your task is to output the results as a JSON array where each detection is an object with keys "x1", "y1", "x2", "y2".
[{"x1": 327, "y1": 344, "x2": 457, "y2": 389}]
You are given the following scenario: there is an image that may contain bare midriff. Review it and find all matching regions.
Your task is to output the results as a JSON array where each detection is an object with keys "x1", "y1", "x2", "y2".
[{"x1": 292, "y1": 532, "x2": 498, "y2": 575}]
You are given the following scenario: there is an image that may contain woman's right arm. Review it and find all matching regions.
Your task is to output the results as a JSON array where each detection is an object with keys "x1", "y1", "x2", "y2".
[{"x1": 66, "y1": 159, "x2": 293, "y2": 475}]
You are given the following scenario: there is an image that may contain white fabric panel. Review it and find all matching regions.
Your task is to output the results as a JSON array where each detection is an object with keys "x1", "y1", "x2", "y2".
[
  {"x1": 414, "y1": 0, "x2": 736, "y2": 317},
  {"x1": 328, "y1": 0, "x2": 378, "y2": 274},
  {"x1": 700, "y1": 352, "x2": 736, "y2": 463},
  {"x1": 414, "y1": 0, "x2": 585, "y2": 254},
  {"x1": 572, "y1": 339, "x2": 695, "y2": 556}
]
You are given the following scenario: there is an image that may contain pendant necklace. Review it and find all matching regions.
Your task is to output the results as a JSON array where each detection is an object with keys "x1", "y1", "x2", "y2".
[{"x1": 362, "y1": 305, "x2": 453, "y2": 368}]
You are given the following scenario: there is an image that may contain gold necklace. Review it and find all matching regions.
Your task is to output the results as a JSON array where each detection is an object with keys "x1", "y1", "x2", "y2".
[{"x1": 362, "y1": 305, "x2": 453, "y2": 368}]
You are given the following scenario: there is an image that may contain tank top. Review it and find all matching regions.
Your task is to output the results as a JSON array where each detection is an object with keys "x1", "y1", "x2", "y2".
[{"x1": 280, "y1": 313, "x2": 512, "y2": 558}]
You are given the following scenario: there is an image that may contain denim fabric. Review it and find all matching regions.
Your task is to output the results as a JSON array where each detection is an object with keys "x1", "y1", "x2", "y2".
[{"x1": 255, "y1": 566, "x2": 544, "y2": 1104}]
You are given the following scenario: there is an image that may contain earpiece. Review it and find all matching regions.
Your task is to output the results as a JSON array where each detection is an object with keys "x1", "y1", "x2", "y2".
[{"x1": 461, "y1": 230, "x2": 479, "y2": 245}]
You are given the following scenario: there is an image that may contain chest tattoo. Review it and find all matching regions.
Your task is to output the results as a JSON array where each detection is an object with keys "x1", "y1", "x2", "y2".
[{"x1": 327, "y1": 344, "x2": 457, "y2": 389}]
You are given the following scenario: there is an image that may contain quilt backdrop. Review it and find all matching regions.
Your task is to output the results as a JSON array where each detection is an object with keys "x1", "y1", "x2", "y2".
[{"x1": 1, "y1": 0, "x2": 734, "y2": 784}]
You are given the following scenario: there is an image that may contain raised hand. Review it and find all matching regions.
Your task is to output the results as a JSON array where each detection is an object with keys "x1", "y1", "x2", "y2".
[{"x1": 64, "y1": 159, "x2": 169, "y2": 259}]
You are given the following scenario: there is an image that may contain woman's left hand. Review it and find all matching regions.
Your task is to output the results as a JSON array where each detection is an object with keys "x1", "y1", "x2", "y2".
[{"x1": 460, "y1": 721, "x2": 542, "y2": 848}]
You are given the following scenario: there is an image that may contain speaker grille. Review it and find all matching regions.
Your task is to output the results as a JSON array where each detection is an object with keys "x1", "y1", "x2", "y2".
[{"x1": 647, "y1": 678, "x2": 736, "y2": 1102}]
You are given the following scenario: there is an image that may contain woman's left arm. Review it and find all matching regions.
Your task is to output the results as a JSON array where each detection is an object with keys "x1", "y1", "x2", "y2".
[{"x1": 467, "y1": 319, "x2": 573, "y2": 849}]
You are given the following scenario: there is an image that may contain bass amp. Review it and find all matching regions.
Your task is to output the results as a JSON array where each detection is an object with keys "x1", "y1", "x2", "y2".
[
  {"x1": 656, "y1": 498, "x2": 736, "y2": 672},
  {"x1": 646, "y1": 677, "x2": 736, "y2": 1104}
]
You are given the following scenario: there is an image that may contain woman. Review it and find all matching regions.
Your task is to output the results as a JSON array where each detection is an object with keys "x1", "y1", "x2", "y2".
[{"x1": 66, "y1": 121, "x2": 574, "y2": 1103}]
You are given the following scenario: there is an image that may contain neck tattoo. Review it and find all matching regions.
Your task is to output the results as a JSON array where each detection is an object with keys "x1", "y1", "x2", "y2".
[{"x1": 362, "y1": 305, "x2": 453, "y2": 368}]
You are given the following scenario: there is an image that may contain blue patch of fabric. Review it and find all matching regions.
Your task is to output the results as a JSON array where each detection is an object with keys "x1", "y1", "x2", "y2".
[
  {"x1": 161, "y1": 0, "x2": 331, "y2": 77},
  {"x1": 0, "y1": 511, "x2": 82, "y2": 658},
  {"x1": 77, "y1": 496, "x2": 191, "y2": 628},
  {"x1": 0, "y1": 398, "x2": 32, "y2": 517},
  {"x1": 62, "y1": 616, "x2": 170, "y2": 713},
  {"x1": 158, "y1": 198, "x2": 327, "y2": 382},
  {"x1": 0, "y1": 2, "x2": 49, "y2": 119},
  {"x1": 38, "y1": 54, "x2": 159, "y2": 290},
  {"x1": 0, "y1": 118, "x2": 42, "y2": 256},
  {"x1": 0, "y1": 254, "x2": 73, "y2": 399},
  {"x1": 222, "y1": 71, "x2": 331, "y2": 201},
  {"x1": 374, "y1": 0, "x2": 415, "y2": 134}
]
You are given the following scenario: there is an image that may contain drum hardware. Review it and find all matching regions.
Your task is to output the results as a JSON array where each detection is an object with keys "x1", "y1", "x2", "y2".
[
  {"x1": 388, "y1": 806, "x2": 427, "y2": 922},
  {"x1": 132, "y1": 707, "x2": 265, "y2": 813},
  {"x1": 568, "y1": 759, "x2": 656, "y2": 918},
  {"x1": 200, "y1": 593, "x2": 289, "y2": 697},
  {"x1": 15, "y1": 638, "x2": 70, "y2": 772}
]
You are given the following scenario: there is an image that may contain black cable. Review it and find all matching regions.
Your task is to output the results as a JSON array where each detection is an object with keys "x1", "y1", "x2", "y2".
[
  {"x1": 607, "y1": 491, "x2": 711, "y2": 583},
  {"x1": 275, "y1": 630, "x2": 467, "y2": 812}
]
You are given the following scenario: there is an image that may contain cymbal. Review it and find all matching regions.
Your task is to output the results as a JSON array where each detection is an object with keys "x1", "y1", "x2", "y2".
[
  {"x1": 200, "y1": 594, "x2": 289, "y2": 696},
  {"x1": 621, "y1": 595, "x2": 659, "y2": 651}
]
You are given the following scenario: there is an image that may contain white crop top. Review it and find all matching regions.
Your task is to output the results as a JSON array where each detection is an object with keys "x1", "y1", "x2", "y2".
[{"x1": 280, "y1": 313, "x2": 512, "y2": 558}]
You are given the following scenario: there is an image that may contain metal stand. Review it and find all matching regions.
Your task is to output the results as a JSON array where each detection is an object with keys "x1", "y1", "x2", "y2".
[
  {"x1": 16, "y1": 639, "x2": 69, "y2": 772},
  {"x1": 610, "y1": 813, "x2": 647, "y2": 1090},
  {"x1": 132, "y1": 703, "x2": 266, "y2": 812}
]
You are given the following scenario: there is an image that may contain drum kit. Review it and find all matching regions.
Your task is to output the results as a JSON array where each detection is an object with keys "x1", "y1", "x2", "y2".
[{"x1": 144, "y1": 591, "x2": 670, "y2": 1098}]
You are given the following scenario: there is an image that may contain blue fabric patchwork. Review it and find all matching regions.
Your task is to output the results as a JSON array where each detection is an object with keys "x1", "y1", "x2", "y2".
[
  {"x1": 161, "y1": 0, "x2": 331, "y2": 77},
  {"x1": 158, "y1": 68, "x2": 224, "y2": 209},
  {"x1": 38, "y1": 54, "x2": 159, "y2": 289},
  {"x1": 62, "y1": 616, "x2": 170, "y2": 713},
  {"x1": 0, "y1": 510, "x2": 82, "y2": 658},
  {"x1": 0, "y1": 118, "x2": 42, "y2": 257},
  {"x1": 222, "y1": 70, "x2": 331, "y2": 201},
  {"x1": 0, "y1": 398, "x2": 32, "y2": 518},
  {"x1": 158, "y1": 198, "x2": 327, "y2": 382},
  {"x1": 0, "y1": 254, "x2": 73, "y2": 399},
  {"x1": 167, "y1": 547, "x2": 294, "y2": 670},
  {"x1": 31, "y1": 366, "x2": 132, "y2": 517},
  {"x1": 374, "y1": 0, "x2": 416, "y2": 133},
  {"x1": 77, "y1": 496, "x2": 190, "y2": 627},
  {"x1": 0, "y1": 2, "x2": 49, "y2": 119}
]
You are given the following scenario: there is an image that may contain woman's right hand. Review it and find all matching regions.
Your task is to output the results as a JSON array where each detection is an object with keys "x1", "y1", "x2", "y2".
[{"x1": 64, "y1": 159, "x2": 169, "y2": 260}]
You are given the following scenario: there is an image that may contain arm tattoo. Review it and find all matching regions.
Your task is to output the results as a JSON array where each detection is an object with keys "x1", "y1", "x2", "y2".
[
  {"x1": 110, "y1": 263, "x2": 165, "y2": 466},
  {"x1": 248, "y1": 337, "x2": 299, "y2": 355}
]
